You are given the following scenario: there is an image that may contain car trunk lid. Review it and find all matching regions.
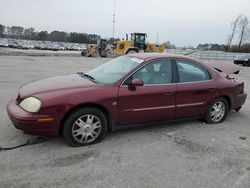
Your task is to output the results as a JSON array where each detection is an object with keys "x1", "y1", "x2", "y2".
[{"x1": 207, "y1": 61, "x2": 241, "y2": 74}]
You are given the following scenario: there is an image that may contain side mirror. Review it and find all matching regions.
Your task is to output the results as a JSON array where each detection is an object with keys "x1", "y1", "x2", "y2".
[{"x1": 129, "y1": 78, "x2": 143, "y2": 89}]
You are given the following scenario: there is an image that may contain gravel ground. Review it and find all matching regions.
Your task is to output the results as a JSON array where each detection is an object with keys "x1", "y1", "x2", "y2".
[{"x1": 0, "y1": 56, "x2": 250, "y2": 188}]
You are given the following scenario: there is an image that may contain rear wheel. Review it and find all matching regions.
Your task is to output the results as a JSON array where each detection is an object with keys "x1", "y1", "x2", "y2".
[
  {"x1": 81, "y1": 50, "x2": 87, "y2": 56},
  {"x1": 62, "y1": 108, "x2": 108, "y2": 146},
  {"x1": 204, "y1": 97, "x2": 229, "y2": 124}
]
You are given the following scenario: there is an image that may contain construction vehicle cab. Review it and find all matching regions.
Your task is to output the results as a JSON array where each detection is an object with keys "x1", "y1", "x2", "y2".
[
  {"x1": 97, "y1": 39, "x2": 112, "y2": 57},
  {"x1": 113, "y1": 32, "x2": 165, "y2": 55},
  {"x1": 81, "y1": 39, "x2": 112, "y2": 57},
  {"x1": 97, "y1": 39, "x2": 107, "y2": 52},
  {"x1": 113, "y1": 33, "x2": 146, "y2": 55},
  {"x1": 131, "y1": 33, "x2": 147, "y2": 51}
]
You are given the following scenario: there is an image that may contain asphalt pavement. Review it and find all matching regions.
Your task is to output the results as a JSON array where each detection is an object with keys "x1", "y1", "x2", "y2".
[{"x1": 0, "y1": 55, "x2": 250, "y2": 188}]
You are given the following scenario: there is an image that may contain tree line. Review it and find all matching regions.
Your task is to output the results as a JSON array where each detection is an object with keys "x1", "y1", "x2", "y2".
[
  {"x1": 226, "y1": 15, "x2": 250, "y2": 52},
  {"x1": 0, "y1": 24, "x2": 101, "y2": 44},
  {"x1": 0, "y1": 16, "x2": 249, "y2": 52},
  {"x1": 193, "y1": 15, "x2": 250, "y2": 53}
]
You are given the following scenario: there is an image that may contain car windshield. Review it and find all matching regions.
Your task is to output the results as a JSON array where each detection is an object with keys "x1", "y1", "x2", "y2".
[{"x1": 86, "y1": 56, "x2": 144, "y2": 84}]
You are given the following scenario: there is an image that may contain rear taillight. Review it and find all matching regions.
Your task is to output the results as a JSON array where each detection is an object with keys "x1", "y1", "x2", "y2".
[
  {"x1": 237, "y1": 82, "x2": 244, "y2": 94},
  {"x1": 240, "y1": 82, "x2": 244, "y2": 94}
]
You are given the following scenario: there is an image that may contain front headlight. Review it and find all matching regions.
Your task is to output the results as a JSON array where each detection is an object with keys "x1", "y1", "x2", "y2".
[
  {"x1": 19, "y1": 97, "x2": 42, "y2": 113},
  {"x1": 245, "y1": 59, "x2": 248, "y2": 61}
]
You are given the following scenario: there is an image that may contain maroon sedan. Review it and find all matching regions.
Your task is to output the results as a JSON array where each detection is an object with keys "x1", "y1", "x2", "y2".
[{"x1": 7, "y1": 53, "x2": 247, "y2": 146}]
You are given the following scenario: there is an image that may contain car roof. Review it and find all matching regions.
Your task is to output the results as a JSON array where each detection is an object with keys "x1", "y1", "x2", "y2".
[
  {"x1": 127, "y1": 53, "x2": 199, "y2": 62},
  {"x1": 126, "y1": 53, "x2": 215, "y2": 73},
  {"x1": 127, "y1": 53, "x2": 241, "y2": 75}
]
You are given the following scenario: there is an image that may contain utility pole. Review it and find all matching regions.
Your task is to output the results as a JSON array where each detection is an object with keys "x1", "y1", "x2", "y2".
[
  {"x1": 112, "y1": 0, "x2": 116, "y2": 39},
  {"x1": 156, "y1": 33, "x2": 159, "y2": 44}
]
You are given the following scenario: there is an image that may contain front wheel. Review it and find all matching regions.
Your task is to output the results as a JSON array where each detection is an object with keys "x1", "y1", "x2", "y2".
[
  {"x1": 91, "y1": 50, "x2": 99, "y2": 57},
  {"x1": 105, "y1": 50, "x2": 112, "y2": 58},
  {"x1": 204, "y1": 97, "x2": 229, "y2": 124},
  {"x1": 126, "y1": 49, "x2": 137, "y2": 54},
  {"x1": 62, "y1": 108, "x2": 108, "y2": 146}
]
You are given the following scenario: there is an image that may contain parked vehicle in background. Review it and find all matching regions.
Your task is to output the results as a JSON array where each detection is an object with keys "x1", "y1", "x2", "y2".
[
  {"x1": 234, "y1": 55, "x2": 250, "y2": 66},
  {"x1": 7, "y1": 53, "x2": 247, "y2": 146},
  {"x1": 0, "y1": 38, "x2": 86, "y2": 51}
]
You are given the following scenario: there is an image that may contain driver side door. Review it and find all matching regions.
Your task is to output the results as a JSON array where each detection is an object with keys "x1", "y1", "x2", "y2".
[{"x1": 118, "y1": 59, "x2": 176, "y2": 125}]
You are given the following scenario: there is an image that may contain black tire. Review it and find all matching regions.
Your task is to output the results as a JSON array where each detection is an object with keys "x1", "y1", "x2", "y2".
[
  {"x1": 105, "y1": 50, "x2": 112, "y2": 58},
  {"x1": 126, "y1": 49, "x2": 137, "y2": 54},
  {"x1": 204, "y1": 97, "x2": 229, "y2": 124},
  {"x1": 91, "y1": 50, "x2": 99, "y2": 57},
  {"x1": 62, "y1": 107, "x2": 108, "y2": 147},
  {"x1": 81, "y1": 51, "x2": 87, "y2": 56}
]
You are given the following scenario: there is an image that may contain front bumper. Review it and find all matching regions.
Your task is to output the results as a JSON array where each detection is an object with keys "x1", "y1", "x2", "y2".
[{"x1": 7, "y1": 98, "x2": 58, "y2": 136}]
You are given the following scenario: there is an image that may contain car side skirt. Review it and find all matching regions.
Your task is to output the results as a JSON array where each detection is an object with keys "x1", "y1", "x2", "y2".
[{"x1": 112, "y1": 116, "x2": 203, "y2": 131}]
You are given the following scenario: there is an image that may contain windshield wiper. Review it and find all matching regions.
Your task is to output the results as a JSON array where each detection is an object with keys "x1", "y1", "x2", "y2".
[{"x1": 78, "y1": 72, "x2": 97, "y2": 83}]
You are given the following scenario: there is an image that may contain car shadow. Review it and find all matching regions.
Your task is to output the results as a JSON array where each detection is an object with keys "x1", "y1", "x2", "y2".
[
  {"x1": 12, "y1": 119, "x2": 201, "y2": 150},
  {"x1": 105, "y1": 118, "x2": 202, "y2": 141}
]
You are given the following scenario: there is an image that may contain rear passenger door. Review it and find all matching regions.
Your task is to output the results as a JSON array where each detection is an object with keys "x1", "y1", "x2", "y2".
[{"x1": 175, "y1": 59, "x2": 215, "y2": 118}]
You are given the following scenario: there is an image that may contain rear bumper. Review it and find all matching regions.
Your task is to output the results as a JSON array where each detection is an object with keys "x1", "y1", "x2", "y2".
[
  {"x1": 7, "y1": 98, "x2": 59, "y2": 136},
  {"x1": 233, "y1": 93, "x2": 247, "y2": 109},
  {"x1": 234, "y1": 60, "x2": 249, "y2": 65}
]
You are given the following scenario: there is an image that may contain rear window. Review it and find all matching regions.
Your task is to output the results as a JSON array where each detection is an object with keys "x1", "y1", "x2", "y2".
[{"x1": 176, "y1": 60, "x2": 211, "y2": 83}]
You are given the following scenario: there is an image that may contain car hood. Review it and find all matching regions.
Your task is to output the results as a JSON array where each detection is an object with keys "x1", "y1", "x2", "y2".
[
  {"x1": 19, "y1": 74, "x2": 96, "y2": 97},
  {"x1": 207, "y1": 62, "x2": 241, "y2": 74}
]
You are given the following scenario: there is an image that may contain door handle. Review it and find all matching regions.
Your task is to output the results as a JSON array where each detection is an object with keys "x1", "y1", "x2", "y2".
[{"x1": 164, "y1": 91, "x2": 175, "y2": 95}]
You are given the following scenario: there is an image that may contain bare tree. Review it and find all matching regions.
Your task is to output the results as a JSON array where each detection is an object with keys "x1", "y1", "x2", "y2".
[
  {"x1": 238, "y1": 16, "x2": 249, "y2": 48},
  {"x1": 0, "y1": 24, "x2": 6, "y2": 37},
  {"x1": 227, "y1": 15, "x2": 242, "y2": 49}
]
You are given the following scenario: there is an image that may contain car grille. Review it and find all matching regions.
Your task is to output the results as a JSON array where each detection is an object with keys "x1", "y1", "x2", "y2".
[{"x1": 16, "y1": 95, "x2": 21, "y2": 104}]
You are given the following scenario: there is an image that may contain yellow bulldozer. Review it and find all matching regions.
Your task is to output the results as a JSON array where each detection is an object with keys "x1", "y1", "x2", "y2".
[
  {"x1": 81, "y1": 33, "x2": 165, "y2": 57},
  {"x1": 113, "y1": 33, "x2": 165, "y2": 55},
  {"x1": 81, "y1": 39, "x2": 112, "y2": 57}
]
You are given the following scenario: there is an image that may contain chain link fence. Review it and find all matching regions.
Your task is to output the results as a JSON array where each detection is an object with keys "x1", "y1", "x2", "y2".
[{"x1": 166, "y1": 49, "x2": 250, "y2": 60}]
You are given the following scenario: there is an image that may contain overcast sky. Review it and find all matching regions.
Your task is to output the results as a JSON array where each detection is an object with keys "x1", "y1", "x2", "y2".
[{"x1": 0, "y1": 0, "x2": 250, "y2": 46}]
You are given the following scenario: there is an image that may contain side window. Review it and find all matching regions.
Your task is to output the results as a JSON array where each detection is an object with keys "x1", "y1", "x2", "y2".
[
  {"x1": 131, "y1": 60, "x2": 172, "y2": 85},
  {"x1": 176, "y1": 60, "x2": 211, "y2": 83}
]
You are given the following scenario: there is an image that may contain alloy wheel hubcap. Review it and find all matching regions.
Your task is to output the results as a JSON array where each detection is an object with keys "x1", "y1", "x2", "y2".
[
  {"x1": 210, "y1": 101, "x2": 225, "y2": 122},
  {"x1": 72, "y1": 114, "x2": 102, "y2": 143}
]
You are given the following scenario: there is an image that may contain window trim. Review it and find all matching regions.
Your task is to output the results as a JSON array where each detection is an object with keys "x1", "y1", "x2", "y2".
[
  {"x1": 121, "y1": 58, "x2": 175, "y2": 87},
  {"x1": 174, "y1": 58, "x2": 212, "y2": 84}
]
